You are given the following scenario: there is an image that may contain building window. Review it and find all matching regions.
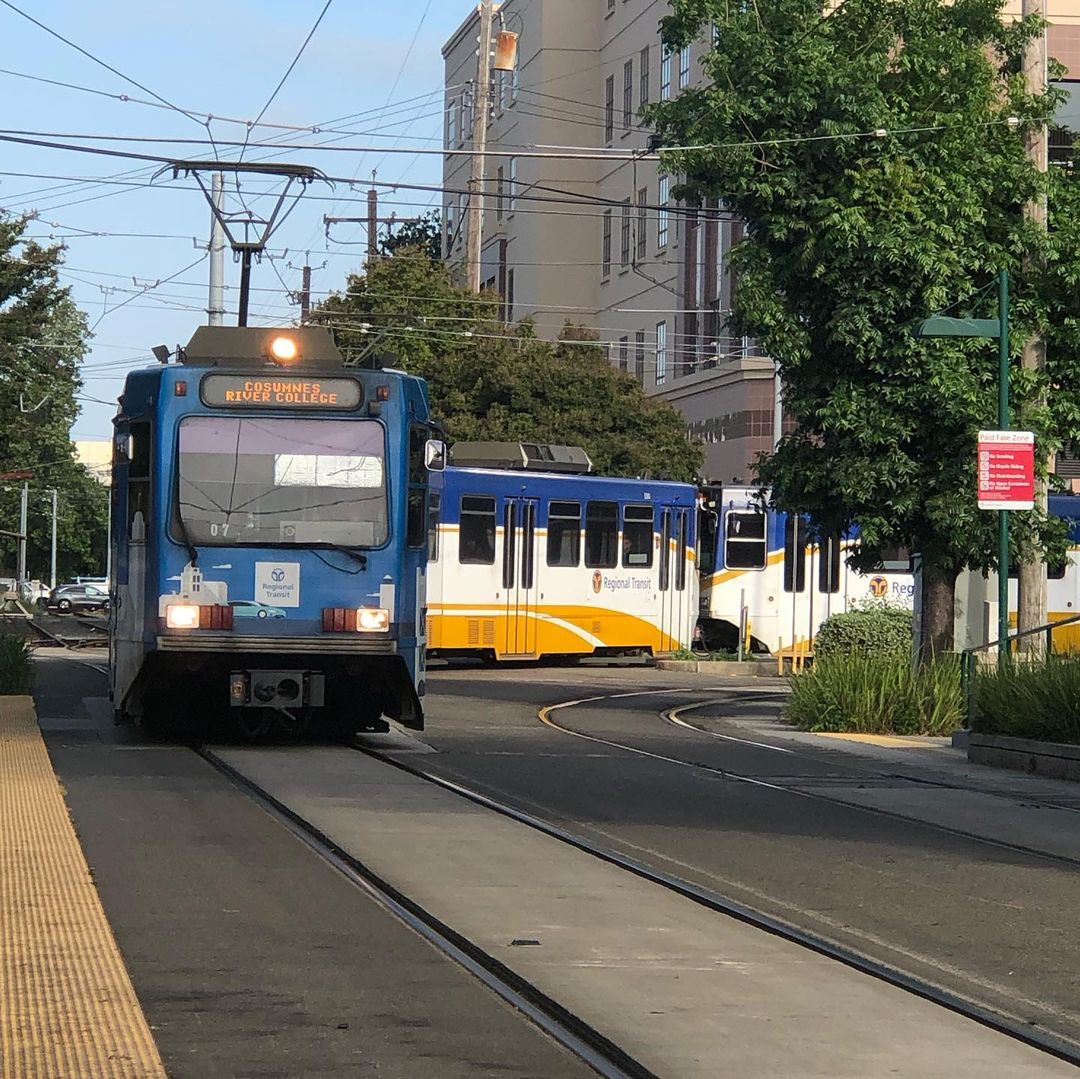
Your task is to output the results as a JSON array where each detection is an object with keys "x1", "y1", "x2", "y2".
[
  {"x1": 640, "y1": 46, "x2": 650, "y2": 106},
  {"x1": 462, "y1": 91, "x2": 472, "y2": 143},
  {"x1": 585, "y1": 501, "x2": 619, "y2": 568},
  {"x1": 679, "y1": 44, "x2": 691, "y2": 88},
  {"x1": 618, "y1": 335, "x2": 629, "y2": 373},
  {"x1": 620, "y1": 199, "x2": 631, "y2": 266},
  {"x1": 635, "y1": 330, "x2": 645, "y2": 382},
  {"x1": 656, "y1": 321, "x2": 668, "y2": 385},
  {"x1": 506, "y1": 268, "x2": 514, "y2": 322},
  {"x1": 602, "y1": 209, "x2": 612, "y2": 276},
  {"x1": 460, "y1": 495, "x2": 496, "y2": 564},
  {"x1": 447, "y1": 98, "x2": 457, "y2": 146},
  {"x1": 457, "y1": 193, "x2": 466, "y2": 246},
  {"x1": 660, "y1": 50, "x2": 671, "y2": 100},
  {"x1": 604, "y1": 74, "x2": 614, "y2": 142},
  {"x1": 445, "y1": 200, "x2": 454, "y2": 249},
  {"x1": 636, "y1": 188, "x2": 647, "y2": 260},
  {"x1": 607, "y1": 0, "x2": 615, "y2": 11},
  {"x1": 623, "y1": 59, "x2": 633, "y2": 130},
  {"x1": 657, "y1": 175, "x2": 670, "y2": 247},
  {"x1": 508, "y1": 156, "x2": 517, "y2": 211},
  {"x1": 547, "y1": 500, "x2": 581, "y2": 567},
  {"x1": 496, "y1": 165, "x2": 504, "y2": 220}
]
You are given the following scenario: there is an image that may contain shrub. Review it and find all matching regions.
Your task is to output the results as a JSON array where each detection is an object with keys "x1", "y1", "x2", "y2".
[
  {"x1": 814, "y1": 600, "x2": 913, "y2": 661},
  {"x1": 973, "y1": 655, "x2": 1080, "y2": 745},
  {"x1": 0, "y1": 634, "x2": 33, "y2": 694},
  {"x1": 786, "y1": 654, "x2": 962, "y2": 736}
]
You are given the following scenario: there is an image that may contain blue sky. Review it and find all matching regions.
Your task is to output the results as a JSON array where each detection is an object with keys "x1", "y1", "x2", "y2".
[{"x1": 0, "y1": 0, "x2": 470, "y2": 440}]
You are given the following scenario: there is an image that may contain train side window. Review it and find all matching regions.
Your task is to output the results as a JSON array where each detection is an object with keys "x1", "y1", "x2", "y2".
[
  {"x1": 725, "y1": 510, "x2": 767, "y2": 570},
  {"x1": 427, "y1": 492, "x2": 441, "y2": 562},
  {"x1": 127, "y1": 421, "x2": 151, "y2": 540},
  {"x1": 406, "y1": 427, "x2": 427, "y2": 548},
  {"x1": 783, "y1": 516, "x2": 807, "y2": 593},
  {"x1": 819, "y1": 533, "x2": 842, "y2": 593},
  {"x1": 502, "y1": 502, "x2": 516, "y2": 588},
  {"x1": 585, "y1": 501, "x2": 618, "y2": 568},
  {"x1": 698, "y1": 509, "x2": 718, "y2": 576},
  {"x1": 675, "y1": 510, "x2": 688, "y2": 591},
  {"x1": 547, "y1": 500, "x2": 581, "y2": 567},
  {"x1": 459, "y1": 495, "x2": 496, "y2": 564},
  {"x1": 876, "y1": 544, "x2": 913, "y2": 574},
  {"x1": 622, "y1": 505, "x2": 654, "y2": 567},
  {"x1": 659, "y1": 510, "x2": 671, "y2": 591},
  {"x1": 1009, "y1": 558, "x2": 1066, "y2": 580}
]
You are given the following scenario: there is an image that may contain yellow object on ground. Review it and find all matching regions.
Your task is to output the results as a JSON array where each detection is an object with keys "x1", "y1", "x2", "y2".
[{"x1": 0, "y1": 696, "x2": 165, "y2": 1078}]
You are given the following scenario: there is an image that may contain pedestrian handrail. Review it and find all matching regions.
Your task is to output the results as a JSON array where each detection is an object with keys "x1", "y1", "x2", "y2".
[{"x1": 958, "y1": 612, "x2": 1080, "y2": 726}]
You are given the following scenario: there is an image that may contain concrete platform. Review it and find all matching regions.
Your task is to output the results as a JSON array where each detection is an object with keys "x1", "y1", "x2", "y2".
[{"x1": 216, "y1": 742, "x2": 1076, "y2": 1078}]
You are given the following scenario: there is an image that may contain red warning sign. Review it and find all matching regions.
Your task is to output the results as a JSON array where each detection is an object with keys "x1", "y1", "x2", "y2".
[{"x1": 977, "y1": 430, "x2": 1035, "y2": 510}]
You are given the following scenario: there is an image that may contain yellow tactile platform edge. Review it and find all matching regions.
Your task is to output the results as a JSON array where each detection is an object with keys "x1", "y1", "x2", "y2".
[{"x1": 0, "y1": 696, "x2": 166, "y2": 1079}]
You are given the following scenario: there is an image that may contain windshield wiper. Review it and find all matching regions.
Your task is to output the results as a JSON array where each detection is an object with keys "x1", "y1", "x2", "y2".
[
  {"x1": 312, "y1": 545, "x2": 368, "y2": 572},
  {"x1": 176, "y1": 508, "x2": 199, "y2": 567}
]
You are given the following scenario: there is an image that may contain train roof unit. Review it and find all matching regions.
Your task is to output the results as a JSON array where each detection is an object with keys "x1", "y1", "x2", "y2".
[
  {"x1": 449, "y1": 441, "x2": 593, "y2": 474},
  {"x1": 178, "y1": 325, "x2": 344, "y2": 368}
]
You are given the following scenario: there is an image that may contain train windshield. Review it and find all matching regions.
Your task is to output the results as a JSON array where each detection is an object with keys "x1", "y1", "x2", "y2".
[{"x1": 176, "y1": 416, "x2": 388, "y2": 547}]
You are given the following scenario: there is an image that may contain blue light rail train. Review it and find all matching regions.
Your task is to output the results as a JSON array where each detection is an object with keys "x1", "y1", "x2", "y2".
[{"x1": 109, "y1": 325, "x2": 442, "y2": 738}]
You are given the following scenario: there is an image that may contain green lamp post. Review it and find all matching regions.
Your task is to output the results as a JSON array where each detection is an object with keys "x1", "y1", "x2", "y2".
[{"x1": 916, "y1": 269, "x2": 1010, "y2": 664}]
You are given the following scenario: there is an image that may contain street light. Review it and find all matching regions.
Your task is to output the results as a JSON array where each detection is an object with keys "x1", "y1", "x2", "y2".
[{"x1": 915, "y1": 269, "x2": 1010, "y2": 664}]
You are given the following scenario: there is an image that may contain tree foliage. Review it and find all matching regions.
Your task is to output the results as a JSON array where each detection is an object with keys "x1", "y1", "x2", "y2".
[
  {"x1": 0, "y1": 213, "x2": 106, "y2": 582},
  {"x1": 647, "y1": 0, "x2": 1076, "y2": 650},
  {"x1": 378, "y1": 210, "x2": 442, "y2": 261},
  {"x1": 315, "y1": 249, "x2": 702, "y2": 479}
]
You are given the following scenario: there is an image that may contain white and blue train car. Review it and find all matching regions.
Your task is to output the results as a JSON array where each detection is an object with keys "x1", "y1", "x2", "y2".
[
  {"x1": 427, "y1": 444, "x2": 699, "y2": 660},
  {"x1": 109, "y1": 326, "x2": 441, "y2": 737},
  {"x1": 697, "y1": 485, "x2": 915, "y2": 655}
]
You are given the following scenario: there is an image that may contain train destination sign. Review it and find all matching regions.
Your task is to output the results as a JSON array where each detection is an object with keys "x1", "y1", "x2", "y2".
[
  {"x1": 977, "y1": 430, "x2": 1035, "y2": 510},
  {"x1": 200, "y1": 374, "x2": 363, "y2": 410}
]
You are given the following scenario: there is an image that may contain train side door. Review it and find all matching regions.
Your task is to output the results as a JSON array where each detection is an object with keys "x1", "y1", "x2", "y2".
[
  {"x1": 502, "y1": 497, "x2": 538, "y2": 657},
  {"x1": 657, "y1": 505, "x2": 689, "y2": 651}
]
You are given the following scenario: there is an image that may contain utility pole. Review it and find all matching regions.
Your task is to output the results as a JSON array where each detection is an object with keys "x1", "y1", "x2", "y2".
[
  {"x1": 367, "y1": 187, "x2": 378, "y2": 262},
  {"x1": 208, "y1": 172, "x2": 226, "y2": 326},
  {"x1": 300, "y1": 263, "x2": 312, "y2": 322},
  {"x1": 1018, "y1": 0, "x2": 1049, "y2": 652},
  {"x1": 47, "y1": 488, "x2": 57, "y2": 590},
  {"x1": 465, "y1": 0, "x2": 495, "y2": 293},
  {"x1": 17, "y1": 483, "x2": 28, "y2": 586}
]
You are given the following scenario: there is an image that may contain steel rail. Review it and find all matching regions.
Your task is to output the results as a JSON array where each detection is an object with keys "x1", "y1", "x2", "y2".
[
  {"x1": 344, "y1": 691, "x2": 1080, "y2": 1069},
  {"x1": 194, "y1": 744, "x2": 656, "y2": 1079}
]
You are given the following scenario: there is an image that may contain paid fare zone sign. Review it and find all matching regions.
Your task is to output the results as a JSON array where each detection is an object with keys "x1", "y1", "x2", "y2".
[{"x1": 977, "y1": 430, "x2": 1035, "y2": 510}]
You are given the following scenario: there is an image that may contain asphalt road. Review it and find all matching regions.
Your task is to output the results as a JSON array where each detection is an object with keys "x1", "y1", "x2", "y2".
[
  {"x1": 34, "y1": 656, "x2": 596, "y2": 1079},
  {"x1": 406, "y1": 668, "x2": 1080, "y2": 1051}
]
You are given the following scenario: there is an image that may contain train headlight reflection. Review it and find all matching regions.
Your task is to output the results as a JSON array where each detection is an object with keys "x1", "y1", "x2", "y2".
[
  {"x1": 269, "y1": 335, "x2": 299, "y2": 362},
  {"x1": 165, "y1": 604, "x2": 200, "y2": 629},
  {"x1": 356, "y1": 607, "x2": 389, "y2": 632}
]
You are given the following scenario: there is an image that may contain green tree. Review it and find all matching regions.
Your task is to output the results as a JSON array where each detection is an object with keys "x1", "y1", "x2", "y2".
[
  {"x1": 0, "y1": 213, "x2": 107, "y2": 583},
  {"x1": 316, "y1": 248, "x2": 702, "y2": 479},
  {"x1": 378, "y1": 210, "x2": 442, "y2": 261},
  {"x1": 647, "y1": 0, "x2": 1069, "y2": 655}
]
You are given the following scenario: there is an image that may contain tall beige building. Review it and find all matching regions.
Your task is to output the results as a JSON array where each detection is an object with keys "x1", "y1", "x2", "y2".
[{"x1": 442, "y1": 1, "x2": 1080, "y2": 482}]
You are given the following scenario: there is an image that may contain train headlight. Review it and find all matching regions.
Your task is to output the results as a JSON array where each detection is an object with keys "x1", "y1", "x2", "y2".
[
  {"x1": 356, "y1": 607, "x2": 389, "y2": 632},
  {"x1": 269, "y1": 335, "x2": 298, "y2": 362},
  {"x1": 165, "y1": 603, "x2": 200, "y2": 629}
]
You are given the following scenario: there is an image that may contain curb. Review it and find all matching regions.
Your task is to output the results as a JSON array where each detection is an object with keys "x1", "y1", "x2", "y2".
[
  {"x1": 654, "y1": 659, "x2": 782, "y2": 678},
  {"x1": 968, "y1": 732, "x2": 1080, "y2": 783}
]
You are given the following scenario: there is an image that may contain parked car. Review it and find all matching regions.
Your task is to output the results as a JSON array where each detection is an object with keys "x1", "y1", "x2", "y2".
[
  {"x1": 46, "y1": 583, "x2": 110, "y2": 614},
  {"x1": 19, "y1": 580, "x2": 50, "y2": 604},
  {"x1": 228, "y1": 600, "x2": 286, "y2": 619}
]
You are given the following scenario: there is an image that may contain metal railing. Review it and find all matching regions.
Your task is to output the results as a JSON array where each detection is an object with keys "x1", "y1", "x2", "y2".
[{"x1": 958, "y1": 612, "x2": 1080, "y2": 725}]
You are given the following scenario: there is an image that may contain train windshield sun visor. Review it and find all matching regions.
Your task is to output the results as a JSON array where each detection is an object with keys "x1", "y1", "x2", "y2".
[{"x1": 174, "y1": 416, "x2": 389, "y2": 548}]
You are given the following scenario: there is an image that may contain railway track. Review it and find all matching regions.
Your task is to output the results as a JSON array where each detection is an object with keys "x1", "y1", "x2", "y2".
[
  {"x1": 334, "y1": 690, "x2": 1080, "y2": 1070},
  {"x1": 195, "y1": 743, "x2": 655, "y2": 1079}
]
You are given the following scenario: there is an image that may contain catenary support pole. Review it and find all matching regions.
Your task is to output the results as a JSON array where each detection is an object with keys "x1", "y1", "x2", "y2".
[
  {"x1": 465, "y1": 0, "x2": 494, "y2": 292},
  {"x1": 208, "y1": 172, "x2": 225, "y2": 326},
  {"x1": 49, "y1": 488, "x2": 57, "y2": 590},
  {"x1": 17, "y1": 482, "x2": 28, "y2": 586},
  {"x1": 999, "y1": 268, "x2": 1010, "y2": 669},
  {"x1": 367, "y1": 187, "x2": 378, "y2": 263},
  {"x1": 300, "y1": 264, "x2": 311, "y2": 322},
  {"x1": 1018, "y1": 0, "x2": 1049, "y2": 651}
]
